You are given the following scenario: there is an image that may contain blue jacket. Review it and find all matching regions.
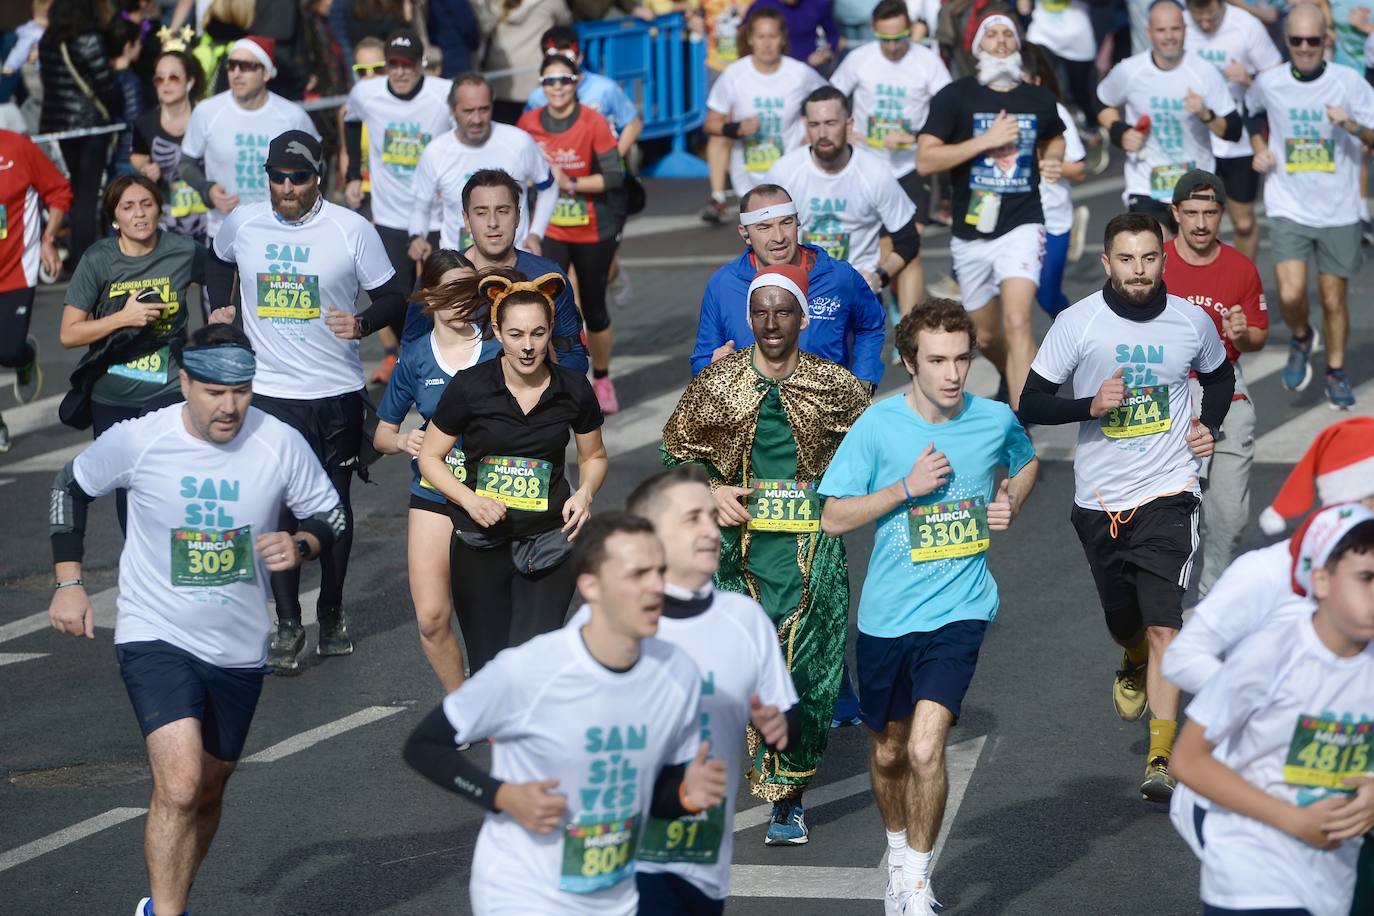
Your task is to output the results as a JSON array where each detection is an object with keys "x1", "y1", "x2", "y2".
[
  {"x1": 692, "y1": 245, "x2": 886, "y2": 386},
  {"x1": 428, "y1": 0, "x2": 481, "y2": 77}
]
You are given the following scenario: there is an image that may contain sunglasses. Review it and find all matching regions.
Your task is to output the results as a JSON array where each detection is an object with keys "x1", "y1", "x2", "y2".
[
  {"x1": 352, "y1": 62, "x2": 385, "y2": 75},
  {"x1": 226, "y1": 58, "x2": 265, "y2": 73},
  {"x1": 874, "y1": 29, "x2": 911, "y2": 41},
  {"x1": 541, "y1": 75, "x2": 577, "y2": 87},
  {"x1": 265, "y1": 168, "x2": 316, "y2": 186},
  {"x1": 1287, "y1": 35, "x2": 1323, "y2": 47},
  {"x1": 153, "y1": 73, "x2": 185, "y2": 86}
]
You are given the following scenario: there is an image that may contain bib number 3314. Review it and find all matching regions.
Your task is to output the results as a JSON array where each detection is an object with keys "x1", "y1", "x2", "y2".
[{"x1": 748, "y1": 478, "x2": 819, "y2": 532}]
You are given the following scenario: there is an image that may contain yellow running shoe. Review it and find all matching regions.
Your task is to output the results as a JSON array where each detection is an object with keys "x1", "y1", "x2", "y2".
[
  {"x1": 1112, "y1": 650, "x2": 1148, "y2": 721},
  {"x1": 1141, "y1": 756, "x2": 1175, "y2": 803}
]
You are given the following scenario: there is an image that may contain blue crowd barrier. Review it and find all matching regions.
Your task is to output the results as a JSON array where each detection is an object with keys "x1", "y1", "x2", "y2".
[{"x1": 576, "y1": 13, "x2": 709, "y2": 179}]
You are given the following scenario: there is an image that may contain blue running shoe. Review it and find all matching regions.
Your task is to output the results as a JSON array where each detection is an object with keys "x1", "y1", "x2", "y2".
[
  {"x1": 765, "y1": 801, "x2": 809, "y2": 845},
  {"x1": 134, "y1": 898, "x2": 151, "y2": 916},
  {"x1": 1281, "y1": 330, "x2": 1318, "y2": 392},
  {"x1": 832, "y1": 664, "x2": 862, "y2": 728},
  {"x1": 1326, "y1": 369, "x2": 1356, "y2": 410}
]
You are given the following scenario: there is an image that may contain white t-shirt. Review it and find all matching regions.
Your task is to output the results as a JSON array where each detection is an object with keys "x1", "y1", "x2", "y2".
[
  {"x1": 442, "y1": 622, "x2": 702, "y2": 916},
  {"x1": 406, "y1": 124, "x2": 550, "y2": 248},
  {"x1": 1029, "y1": 289, "x2": 1226, "y2": 511},
  {"x1": 706, "y1": 56, "x2": 828, "y2": 195},
  {"x1": 1186, "y1": 615, "x2": 1372, "y2": 916},
  {"x1": 74, "y1": 405, "x2": 339, "y2": 668},
  {"x1": 1246, "y1": 63, "x2": 1374, "y2": 227},
  {"x1": 1097, "y1": 50, "x2": 1236, "y2": 201},
  {"x1": 1040, "y1": 102, "x2": 1086, "y2": 235},
  {"x1": 180, "y1": 91, "x2": 318, "y2": 239},
  {"x1": 343, "y1": 75, "x2": 454, "y2": 231},
  {"x1": 765, "y1": 145, "x2": 917, "y2": 271},
  {"x1": 1185, "y1": 5, "x2": 1283, "y2": 159},
  {"x1": 213, "y1": 200, "x2": 396, "y2": 400},
  {"x1": 1027, "y1": 0, "x2": 1097, "y2": 63},
  {"x1": 828, "y1": 41, "x2": 951, "y2": 177}
]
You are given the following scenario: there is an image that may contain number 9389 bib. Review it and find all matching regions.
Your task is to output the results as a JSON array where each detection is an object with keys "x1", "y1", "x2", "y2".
[
  {"x1": 560, "y1": 814, "x2": 639, "y2": 894},
  {"x1": 475, "y1": 456, "x2": 551, "y2": 512}
]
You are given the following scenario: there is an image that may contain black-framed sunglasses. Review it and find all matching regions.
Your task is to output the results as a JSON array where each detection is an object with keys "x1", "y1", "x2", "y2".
[
  {"x1": 1287, "y1": 35, "x2": 1323, "y2": 47},
  {"x1": 264, "y1": 167, "x2": 316, "y2": 186},
  {"x1": 541, "y1": 74, "x2": 577, "y2": 87},
  {"x1": 225, "y1": 58, "x2": 265, "y2": 73}
]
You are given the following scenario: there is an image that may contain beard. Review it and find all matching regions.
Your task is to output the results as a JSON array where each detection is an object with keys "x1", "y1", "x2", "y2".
[
  {"x1": 1111, "y1": 274, "x2": 1162, "y2": 305},
  {"x1": 975, "y1": 49, "x2": 1024, "y2": 90},
  {"x1": 812, "y1": 136, "x2": 845, "y2": 163},
  {"x1": 271, "y1": 181, "x2": 320, "y2": 222}
]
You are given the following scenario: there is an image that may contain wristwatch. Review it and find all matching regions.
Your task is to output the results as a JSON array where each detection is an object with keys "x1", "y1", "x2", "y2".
[
  {"x1": 354, "y1": 315, "x2": 373, "y2": 338},
  {"x1": 875, "y1": 266, "x2": 891, "y2": 289},
  {"x1": 294, "y1": 538, "x2": 311, "y2": 560}
]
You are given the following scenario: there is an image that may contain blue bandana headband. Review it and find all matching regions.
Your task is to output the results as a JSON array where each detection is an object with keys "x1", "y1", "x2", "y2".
[{"x1": 181, "y1": 345, "x2": 256, "y2": 385}]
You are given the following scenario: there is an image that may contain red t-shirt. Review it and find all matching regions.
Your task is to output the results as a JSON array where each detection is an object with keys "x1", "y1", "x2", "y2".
[
  {"x1": 0, "y1": 130, "x2": 73, "y2": 293},
  {"x1": 1163, "y1": 239, "x2": 1268, "y2": 365},
  {"x1": 517, "y1": 104, "x2": 622, "y2": 246}
]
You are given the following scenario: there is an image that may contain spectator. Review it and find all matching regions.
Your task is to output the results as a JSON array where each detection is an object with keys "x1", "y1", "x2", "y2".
[
  {"x1": 130, "y1": 48, "x2": 208, "y2": 243},
  {"x1": 303, "y1": 0, "x2": 352, "y2": 167},
  {"x1": 252, "y1": 0, "x2": 314, "y2": 100},
  {"x1": 336, "y1": 36, "x2": 383, "y2": 199},
  {"x1": 833, "y1": 0, "x2": 878, "y2": 44},
  {"x1": 0, "y1": 0, "x2": 50, "y2": 132},
  {"x1": 105, "y1": 15, "x2": 145, "y2": 178},
  {"x1": 567, "y1": 0, "x2": 636, "y2": 19},
  {"x1": 115, "y1": 0, "x2": 163, "y2": 101},
  {"x1": 39, "y1": 0, "x2": 126, "y2": 270},
  {"x1": 745, "y1": 0, "x2": 840, "y2": 70},
  {"x1": 427, "y1": 0, "x2": 480, "y2": 75},
  {"x1": 476, "y1": 0, "x2": 572, "y2": 124},
  {"x1": 347, "y1": 0, "x2": 413, "y2": 45},
  {"x1": 192, "y1": 0, "x2": 253, "y2": 93}
]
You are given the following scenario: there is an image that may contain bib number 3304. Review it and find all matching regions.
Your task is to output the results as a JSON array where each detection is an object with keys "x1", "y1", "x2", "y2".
[{"x1": 909, "y1": 497, "x2": 989, "y2": 562}]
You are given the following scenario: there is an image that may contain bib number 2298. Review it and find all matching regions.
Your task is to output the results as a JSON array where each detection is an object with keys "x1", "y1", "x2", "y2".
[{"x1": 475, "y1": 456, "x2": 551, "y2": 512}]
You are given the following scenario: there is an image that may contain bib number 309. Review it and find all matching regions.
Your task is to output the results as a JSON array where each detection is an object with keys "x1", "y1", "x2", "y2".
[{"x1": 170, "y1": 525, "x2": 255, "y2": 588}]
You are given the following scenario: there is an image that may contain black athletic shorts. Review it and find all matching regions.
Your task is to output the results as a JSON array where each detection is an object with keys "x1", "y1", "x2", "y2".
[
  {"x1": 1070, "y1": 492, "x2": 1200, "y2": 637},
  {"x1": 899, "y1": 169, "x2": 933, "y2": 226},
  {"x1": 856, "y1": 619, "x2": 988, "y2": 730},
  {"x1": 409, "y1": 492, "x2": 452, "y2": 515},
  {"x1": 252, "y1": 390, "x2": 364, "y2": 471},
  {"x1": 117, "y1": 639, "x2": 266, "y2": 761},
  {"x1": 1213, "y1": 155, "x2": 1260, "y2": 204},
  {"x1": 636, "y1": 871, "x2": 724, "y2": 915},
  {"x1": 1128, "y1": 194, "x2": 1178, "y2": 235}
]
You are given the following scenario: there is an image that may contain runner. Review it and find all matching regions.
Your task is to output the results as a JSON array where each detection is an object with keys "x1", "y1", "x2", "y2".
[
  {"x1": 373, "y1": 252, "x2": 509, "y2": 692},
  {"x1": 917, "y1": 12, "x2": 1066, "y2": 410},
  {"x1": 1162, "y1": 169, "x2": 1269, "y2": 596},
  {"x1": 663, "y1": 264, "x2": 870, "y2": 845},
  {"x1": 406, "y1": 73, "x2": 556, "y2": 262},
  {"x1": 417, "y1": 271, "x2": 607, "y2": 674},
  {"x1": 401, "y1": 168, "x2": 587, "y2": 374},
  {"x1": 526, "y1": 26, "x2": 644, "y2": 153},
  {"x1": 693, "y1": 184, "x2": 887, "y2": 390},
  {"x1": 1171, "y1": 509, "x2": 1374, "y2": 916},
  {"x1": 518, "y1": 54, "x2": 629, "y2": 413},
  {"x1": 1096, "y1": 0, "x2": 1240, "y2": 235},
  {"x1": 1244, "y1": 1, "x2": 1374, "y2": 410},
  {"x1": 828, "y1": 0, "x2": 951, "y2": 316},
  {"x1": 0, "y1": 128, "x2": 68, "y2": 453},
  {"x1": 764, "y1": 86, "x2": 920, "y2": 303},
  {"x1": 209, "y1": 131, "x2": 408, "y2": 672},
  {"x1": 1018, "y1": 212, "x2": 1234, "y2": 802},
  {"x1": 1024, "y1": 0, "x2": 1104, "y2": 165},
  {"x1": 59, "y1": 175, "x2": 207, "y2": 533},
  {"x1": 1183, "y1": 0, "x2": 1282, "y2": 259},
  {"x1": 402, "y1": 513, "x2": 729, "y2": 916},
  {"x1": 700, "y1": 7, "x2": 828, "y2": 223},
  {"x1": 819, "y1": 298, "x2": 1038, "y2": 915},
  {"x1": 130, "y1": 48, "x2": 209, "y2": 248},
  {"x1": 46, "y1": 323, "x2": 344, "y2": 916}
]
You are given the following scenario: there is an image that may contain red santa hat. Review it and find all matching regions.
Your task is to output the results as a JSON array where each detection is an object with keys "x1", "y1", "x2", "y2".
[
  {"x1": 747, "y1": 264, "x2": 811, "y2": 326},
  {"x1": 1260, "y1": 417, "x2": 1374, "y2": 534},
  {"x1": 228, "y1": 36, "x2": 277, "y2": 79},
  {"x1": 1288, "y1": 502, "x2": 1374, "y2": 596}
]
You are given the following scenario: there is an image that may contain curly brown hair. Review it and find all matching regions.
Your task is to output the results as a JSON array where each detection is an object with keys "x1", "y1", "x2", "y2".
[{"x1": 894, "y1": 298, "x2": 976, "y2": 370}]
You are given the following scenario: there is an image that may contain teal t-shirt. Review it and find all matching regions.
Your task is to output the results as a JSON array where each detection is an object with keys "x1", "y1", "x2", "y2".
[
  {"x1": 65, "y1": 233, "x2": 207, "y2": 407},
  {"x1": 819, "y1": 392, "x2": 1035, "y2": 638}
]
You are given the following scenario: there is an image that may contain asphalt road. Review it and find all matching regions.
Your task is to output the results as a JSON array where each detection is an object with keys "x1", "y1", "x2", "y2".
[{"x1": 3, "y1": 156, "x2": 1373, "y2": 916}]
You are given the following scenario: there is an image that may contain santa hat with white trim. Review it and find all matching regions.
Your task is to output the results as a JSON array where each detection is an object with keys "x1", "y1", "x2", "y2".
[
  {"x1": 1259, "y1": 417, "x2": 1374, "y2": 534},
  {"x1": 1288, "y1": 502, "x2": 1374, "y2": 596},
  {"x1": 228, "y1": 36, "x2": 277, "y2": 79}
]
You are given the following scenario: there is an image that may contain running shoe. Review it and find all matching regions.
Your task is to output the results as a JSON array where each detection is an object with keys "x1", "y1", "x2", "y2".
[
  {"x1": 370, "y1": 353, "x2": 398, "y2": 385},
  {"x1": 1112, "y1": 650, "x2": 1148, "y2": 721},
  {"x1": 1141, "y1": 756, "x2": 1176, "y2": 803},
  {"x1": 14, "y1": 335, "x2": 40, "y2": 404},
  {"x1": 896, "y1": 880, "x2": 942, "y2": 915},
  {"x1": 926, "y1": 275, "x2": 962, "y2": 302},
  {"x1": 593, "y1": 376, "x2": 620, "y2": 414},
  {"x1": 609, "y1": 267, "x2": 633, "y2": 307},
  {"x1": 1281, "y1": 329, "x2": 1319, "y2": 392},
  {"x1": 699, "y1": 198, "x2": 734, "y2": 224},
  {"x1": 1068, "y1": 205, "x2": 1090, "y2": 263},
  {"x1": 0, "y1": 419, "x2": 10, "y2": 453},
  {"x1": 316, "y1": 606, "x2": 354, "y2": 656},
  {"x1": 764, "y1": 801, "x2": 808, "y2": 845},
  {"x1": 134, "y1": 897, "x2": 152, "y2": 915},
  {"x1": 1326, "y1": 369, "x2": 1356, "y2": 410},
  {"x1": 268, "y1": 620, "x2": 307, "y2": 671},
  {"x1": 1084, "y1": 133, "x2": 1110, "y2": 176}
]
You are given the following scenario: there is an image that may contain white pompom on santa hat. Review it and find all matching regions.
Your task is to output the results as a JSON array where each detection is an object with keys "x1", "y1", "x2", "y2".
[{"x1": 1259, "y1": 416, "x2": 1374, "y2": 535}]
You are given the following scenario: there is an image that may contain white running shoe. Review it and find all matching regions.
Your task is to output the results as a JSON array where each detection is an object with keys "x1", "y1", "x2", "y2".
[
  {"x1": 884, "y1": 867, "x2": 907, "y2": 916},
  {"x1": 134, "y1": 897, "x2": 151, "y2": 916},
  {"x1": 897, "y1": 880, "x2": 942, "y2": 915},
  {"x1": 1068, "y1": 205, "x2": 1090, "y2": 263}
]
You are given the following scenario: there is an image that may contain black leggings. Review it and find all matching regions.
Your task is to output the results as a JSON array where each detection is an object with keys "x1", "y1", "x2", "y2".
[
  {"x1": 450, "y1": 536, "x2": 576, "y2": 674},
  {"x1": 0, "y1": 288, "x2": 36, "y2": 366},
  {"x1": 542, "y1": 236, "x2": 619, "y2": 334},
  {"x1": 1048, "y1": 50, "x2": 1101, "y2": 123},
  {"x1": 91, "y1": 388, "x2": 185, "y2": 532},
  {"x1": 271, "y1": 466, "x2": 354, "y2": 619},
  {"x1": 59, "y1": 136, "x2": 112, "y2": 267}
]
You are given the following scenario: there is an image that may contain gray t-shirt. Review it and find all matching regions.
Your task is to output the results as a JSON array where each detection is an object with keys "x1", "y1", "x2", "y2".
[{"x1": 66, "y1": 233, "x2": 207, "y2": 407}]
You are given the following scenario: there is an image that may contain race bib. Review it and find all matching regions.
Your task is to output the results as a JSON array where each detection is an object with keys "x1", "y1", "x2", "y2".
[
  {"x1": 802, "y1": 229, "x2": 850, "y2": 262},
  {"x1": 743, "y1": 134, "x2": 784, "y2": 173},
  {"x1": 170, "y1": 526, "x2": 255, "y2": 588},
  {"x1": 419, "y1": 447, "x2": 466, "y2": 491},
  {"x1": 475, "y1": 456, "x2": 551, "y2": 511},
  {"x1": 1149, "y1": 162, "x2": 1194, "y2": 202},
  {"x1": 1041, "y1": 0, "x2": 1070, "y2": 10},
  {"x1": 1284, "y1": 137, "x2": 1336, "y2": 173},
  {"x1": 748, "y1": 478, "x2": 820, "y2": 532},
  {"x1": 381, "y1": 128, "x2": 429, "y2": 170},
  {"x1": 1100, "y1": 385, "x2": 1171, "y2": 439},
  {"x1": 457, "y1": 225, "x2": 473, "y2": 251},
  {"x1": 865, "y1": 117, "x2": 913, "y2": 150},
  {"x1": 1283, "y1": 715, "x2": 1373, "y2": 790},
  {"x1": 169, "y1": 180, "x2": 207, "y2": 218},
  {"x1": 638, "y1": 806, "x2": 726, "y2": 864},
  {"x1": 256, "y1": 273, "x2": 321, "y2": 321},
  {"x1": 551, "y1": 192, "x2": 591, "y2": 228},
  {"x1": 1, "y1": 203, "x2": 8, "y2": 240},
  {"x1": 107, "y1": 345, "x2": 170, "y2": 384},
  {"x1": 559, "y1": 814, "x2": 639, "y2": 894},
  {"x1": 909, "y1": 497, "x2": 989, "y2": 562},
  {"x1": 963, "y1": 189, "x2": 1000, "y2": 230},
  {"x1": 716, "y1": 33, "x2": 739, "y2": 63}
]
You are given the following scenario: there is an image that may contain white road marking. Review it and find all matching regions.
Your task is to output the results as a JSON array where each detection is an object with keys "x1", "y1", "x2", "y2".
[
  {"x1": 0, "y1": 651, "x2": 49, "y2": 666},
  {"x1": 1, "y1": 394, "x2": 64, "y2": 439},
  {"x1": 0, "y1": 477, "x2": 13, "y2": 487},
  {"x1": 0, "y1": 807, "x2": 148, "y2": 874},
  {"x1": 1255, "y1": 379, "x2": 1374, "y2": 464},
  {"x1": 1, "y1": 440, "x2": 84, "y2": 474},
  {"x1": 241, "y1": 705, "x2": 407, "y2": 764}
]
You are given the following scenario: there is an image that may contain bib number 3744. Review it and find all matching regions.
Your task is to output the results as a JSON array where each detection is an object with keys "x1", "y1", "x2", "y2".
[
  {"x1": 1100, "y1": 385, "x2": 1170, "y2": 439},
  {"x1": 559, "y1": 815, "x2": 639, "y2": 894}
]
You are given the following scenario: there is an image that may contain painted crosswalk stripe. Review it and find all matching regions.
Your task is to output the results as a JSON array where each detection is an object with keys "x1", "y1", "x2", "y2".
[
  {"x1": 0, "y1": 807, "x2": 148, "y2": 873},
  {"x1": 241, "y1": 706, "x2": 407, "y2": 764}
]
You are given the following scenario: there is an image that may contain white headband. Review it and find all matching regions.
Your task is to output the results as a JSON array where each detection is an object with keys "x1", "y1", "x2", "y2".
[
  {"x1": 971, "y1": 14, "x2": 1019, "y2": 54},
  {"x1": 746, "y1": 273, "x2": 810, "y2": 325},
  {"x1": 740, "y1": 201, "x2": 798, "y2": 226}
]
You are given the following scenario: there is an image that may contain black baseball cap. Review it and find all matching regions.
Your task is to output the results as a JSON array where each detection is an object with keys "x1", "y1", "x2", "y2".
[
  {"x1": 386, "y1": 28, "x2": 423, "y2": 66},
  {"x1": 265, "y1": 130, "x2": 325, "y2": 175},
  {"x1": 1171, "y1": 168, "x2": 1228, "y2": 206}
]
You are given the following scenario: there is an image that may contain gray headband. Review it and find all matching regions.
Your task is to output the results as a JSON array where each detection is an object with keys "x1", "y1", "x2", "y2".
[{"x1": 181, "y1": 345, "x2": 256, "y2": 385}]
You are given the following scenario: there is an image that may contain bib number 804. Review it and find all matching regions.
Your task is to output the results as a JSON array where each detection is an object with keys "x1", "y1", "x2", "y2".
[{"x1": 581, "y1": 842, "x2": 630, "y2": 878}]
